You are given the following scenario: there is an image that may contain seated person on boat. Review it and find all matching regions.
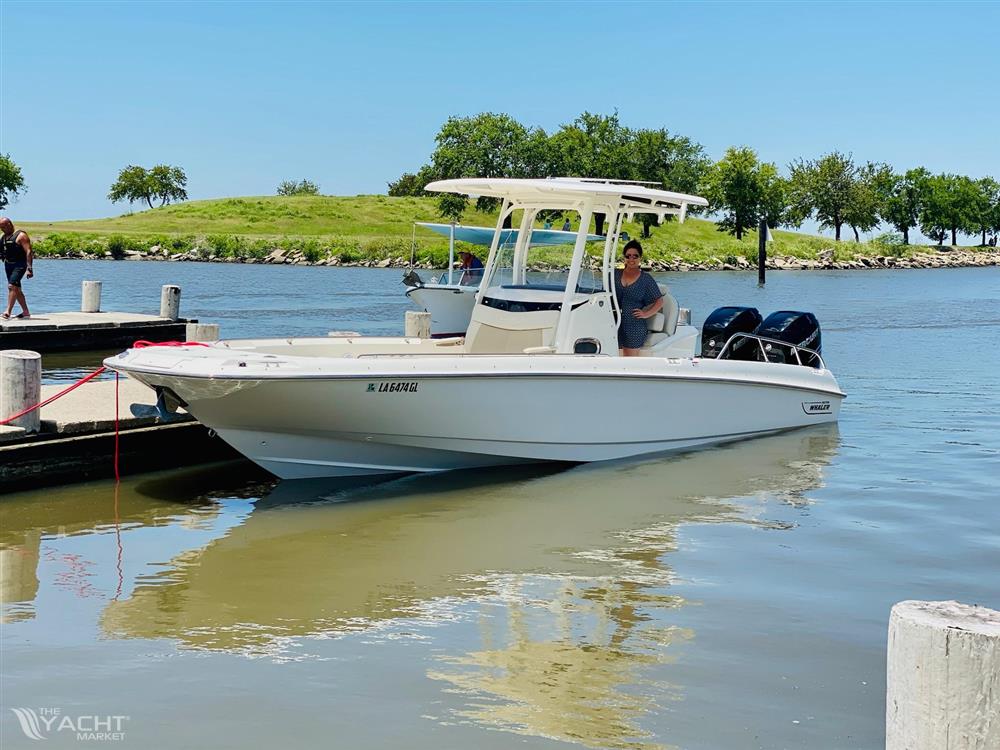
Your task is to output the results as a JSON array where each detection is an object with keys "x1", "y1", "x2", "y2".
[{"x1": 458, "y1": 250, "x2": 484, "y2": 285}]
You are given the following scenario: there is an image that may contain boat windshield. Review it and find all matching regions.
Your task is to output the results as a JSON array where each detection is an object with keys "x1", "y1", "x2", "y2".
[{"x1": 481, "y1": 211, "x2": 605, "y2": 293}]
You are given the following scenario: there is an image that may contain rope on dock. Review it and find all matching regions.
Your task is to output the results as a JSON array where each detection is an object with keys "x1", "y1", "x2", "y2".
[
  {"x1": 1, "y1": 340, "x2": 212, "y2": 481},
  {"x1": 0, "y1": 366, "x2": 109, "y2": 427}
]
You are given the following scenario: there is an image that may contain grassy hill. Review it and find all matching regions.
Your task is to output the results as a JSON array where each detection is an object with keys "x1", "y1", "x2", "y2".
[{"x1": 20, "y1": 194, "x2": 982, "y2": 268}]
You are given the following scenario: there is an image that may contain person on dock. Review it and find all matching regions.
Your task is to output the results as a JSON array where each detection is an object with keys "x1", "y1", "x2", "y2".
[
  {"x1": 1, "y1": 217, "x2": 33, "y2": 320},
  {"x1": 561, "y1": 218, "x2": 572, "y2": 232},
  {"x1": 458, "y1": 250, "x2": 484, "y2": 285},
  {"x1": 614, "y1": 239, "x2": 663, "y2": 357}
]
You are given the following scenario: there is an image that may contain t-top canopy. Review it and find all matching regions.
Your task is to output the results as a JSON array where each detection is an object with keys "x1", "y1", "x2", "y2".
[
  {"x1": 416, "y1": 222, "x2": 603, "y2": 247},
  {"x1": 424, "y1": 177, "x2": 709, "y2": 216}
]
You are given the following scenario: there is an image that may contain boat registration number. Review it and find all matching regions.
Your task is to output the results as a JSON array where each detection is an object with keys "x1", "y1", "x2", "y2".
[{"x1": 368, "y1": 382, "x2": 420, "y2": 393}]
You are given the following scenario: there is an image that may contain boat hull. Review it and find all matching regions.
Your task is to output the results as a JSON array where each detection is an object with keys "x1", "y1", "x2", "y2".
[
  {"x1": 114, "y1": 353, "x2": 844, "y2": 479},
  {"x1": 405, "y1": 285, "x2": 477, "y2": 337}
]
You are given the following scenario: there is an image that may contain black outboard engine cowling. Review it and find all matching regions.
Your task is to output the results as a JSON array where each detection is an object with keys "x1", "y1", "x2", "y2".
[
  {"x1": 755, "y1": 311, "x2": 822, "y2": 367},
  {"x1": 700, "y1": 306, "x2": 763, "y2": 359}
]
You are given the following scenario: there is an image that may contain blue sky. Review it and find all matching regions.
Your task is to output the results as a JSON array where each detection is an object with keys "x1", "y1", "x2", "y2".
[{"x1": 2, "y1": 0, "x2": 998, "y2": 225}]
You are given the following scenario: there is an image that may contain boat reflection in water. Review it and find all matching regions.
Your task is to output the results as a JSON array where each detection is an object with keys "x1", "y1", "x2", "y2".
[{"x1": 93, "y1": 426, "x2": 839, "y2": 748}]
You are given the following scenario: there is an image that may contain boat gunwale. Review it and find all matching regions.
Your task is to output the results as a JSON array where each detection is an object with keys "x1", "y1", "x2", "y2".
[{"x1": 108, "y1": 363, "x2": 846, "y2": 400}]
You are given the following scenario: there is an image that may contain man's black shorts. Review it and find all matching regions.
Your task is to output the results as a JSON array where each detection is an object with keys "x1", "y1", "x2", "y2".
[{"x1": 4, "y1": 263, "x2": 27, "y2": 287}]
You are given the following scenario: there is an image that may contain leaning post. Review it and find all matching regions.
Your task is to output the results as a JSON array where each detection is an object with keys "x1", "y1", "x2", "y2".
[
  {"x1": 886, "y1": 600, "x2": 1000, "y2": 750},
  {"x1": 758, "y1": 218, "x2": 767, "y2": 286},
  {"x1": 160, "y1": 285, "x2": 181, "y2": 320},
  {"x1": 0, "y1": 349, "x2": 42, "y2": 433},
  {"x1": 81, "y1": 280, "x2": 102, "y2": 313}
]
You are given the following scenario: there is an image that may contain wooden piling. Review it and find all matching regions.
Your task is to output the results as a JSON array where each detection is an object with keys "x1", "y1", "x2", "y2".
[
  {"x1": 186, "y1": 323, "x2": 220, "y2": 342},
  {"x1": 404, "y1": 311, "x2": 432, "y2": 339},
  {"x1": 160, "y1": 285, "x2": 181, "y2": 320},
  {"x1": 81, "y1": 280, "x2": 102, "y2": 312},
  {"x1": 0, "y1": 349, "x2": 42, "y2": 433},
  {"x1": 886, "y1": 600, "x2": 1000, "y2": 750},
  {"x1": 758, "y1": 218, "x2": 767, "y2": 285}
]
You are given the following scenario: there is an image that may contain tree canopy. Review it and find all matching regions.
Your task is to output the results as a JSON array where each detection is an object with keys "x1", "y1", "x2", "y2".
[
  {"x1": 920, "y1": 174, "x2": 980, "y2": 246},
  {"x1": 404, "y1": 111, "x2": 709, "y2": 233},
  {"x1": 0, "y1": 153, "x2": 26, "y2": 210},
  {"x1": 969, "y1": 177, "x2": 1000, "y2": 246},
  {"x1": 877, "y1": 167, "x2": 930, "y2": 245},
  {"x1": 389, "y1": 112, "x2": 997, "y2": 247},
  {"x1": 787, "y1": 151, "x2": 860, "y2": 241},
  {"x1": 699, "y1": 146, "x2": 783, "y2": 239},
  {"x1": 277, "y1": 179, "x2": 320, "y2": 196},
  {"x1": 108, "y1": 164, "x2": 188, "y2": 209}
]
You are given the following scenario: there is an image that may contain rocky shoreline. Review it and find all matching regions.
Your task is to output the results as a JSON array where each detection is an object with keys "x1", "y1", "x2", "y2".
[{"x1": 38, "y1": 245, "x2": 999, "y2": 271}]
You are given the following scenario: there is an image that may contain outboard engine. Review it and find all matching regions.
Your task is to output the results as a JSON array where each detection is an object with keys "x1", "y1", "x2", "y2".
[
  {"x1": 755, "y1": 311, "x2": 822, "y2": 367},
  {"x1": 700, "y1": 306, "x2": 763, "y2": 359}
]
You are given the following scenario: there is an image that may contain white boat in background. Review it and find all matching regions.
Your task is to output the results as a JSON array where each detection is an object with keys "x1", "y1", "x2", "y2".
[
  {"x1": 404, "y1": 221, "x2": 602, "y2": 337},
  {"x1": 106, "y1": 177, "x2": 844, "y2": 480}
]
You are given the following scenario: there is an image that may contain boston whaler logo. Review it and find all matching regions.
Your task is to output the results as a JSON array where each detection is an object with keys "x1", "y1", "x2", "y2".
[
  {"x1": 802, "y1": 400, "x2": 832, "y2": 415},
  {"x1": 10, "y1": 707, "x2": 129, "y2": 741},
  {"x1": 367, "y1": 381, "x2": 419, "y2": 393}
]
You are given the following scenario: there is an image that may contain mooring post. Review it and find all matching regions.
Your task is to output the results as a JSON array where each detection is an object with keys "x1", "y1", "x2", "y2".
[
  {"x1": 81, "y1": 280, "x2": 102, "y2": 313},
  {"x1": 0, "y1": 349, "x2": 42, "y2": 433},
  {"x1": 758, "y1": 218, "x2": 767, "y2": 285},
  {"x1": 160, "y1": 285, "x2": 181, "y2": 320},
  {"x1": 185, "y1": 323, "x2": 219, "y2": 342},
  {"x1": 886, "y1": 600, "x2": 1000, "y2": 750},
  {"x1": 404, "y1": 311, "x2": 431, "y2": 339}
]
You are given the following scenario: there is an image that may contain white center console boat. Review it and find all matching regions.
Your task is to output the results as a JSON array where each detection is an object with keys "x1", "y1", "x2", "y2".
[{"x1": 106, "y1": 178, "x2": 845, "y2": 479}]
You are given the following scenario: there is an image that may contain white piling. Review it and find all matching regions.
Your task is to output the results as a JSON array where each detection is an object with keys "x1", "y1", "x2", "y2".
[
  {"x1": 160, "y1": 285, "x2": 181, "y2": 320},
  {"x1": 404, "y1": 311, "x2": 432, "y2": 339},
  {"x1": 886, "y1": 600, "x2": 1000, "y2": 750},
  {"x1": 185, "y1": 323, "x2": 219, "y2": 343},
  {"x1": 81, "y1": 280, "x2": 102, "y2": 313},
  {"x1": 0, "y1": 350, "x2": 42, "y2": 433}
]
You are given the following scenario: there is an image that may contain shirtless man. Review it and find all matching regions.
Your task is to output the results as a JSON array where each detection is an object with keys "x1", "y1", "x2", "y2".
[{"x1": 1, "y1": 217, "x2": 34, "y2": 320}]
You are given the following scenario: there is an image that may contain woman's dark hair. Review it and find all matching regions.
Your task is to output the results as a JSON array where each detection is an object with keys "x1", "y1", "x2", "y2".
[{"x1": 623, "y1": 239, "x2": 643, "y2": 256}]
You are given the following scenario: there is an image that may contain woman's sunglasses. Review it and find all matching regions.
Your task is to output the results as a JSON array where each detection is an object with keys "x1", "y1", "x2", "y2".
[{"x1": 624, "y1": 254, "x2": 640, "y2": 259}]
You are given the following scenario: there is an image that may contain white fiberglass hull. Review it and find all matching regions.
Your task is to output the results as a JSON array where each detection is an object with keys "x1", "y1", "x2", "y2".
[
  {"x1": 108, "y1": 344, "x2": 844, "y2": 480},
  {"x1": 405, "y1": 285, "x2": 477, "y2": 337}
]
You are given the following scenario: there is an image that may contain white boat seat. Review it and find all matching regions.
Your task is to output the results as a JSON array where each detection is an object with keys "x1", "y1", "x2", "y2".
[{"x1": 644, "y1": 284, "x2": 679, "y2": 347}]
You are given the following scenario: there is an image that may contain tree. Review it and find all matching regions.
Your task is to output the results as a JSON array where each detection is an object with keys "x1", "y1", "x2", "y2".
[
  {"x1": 430, "y1": 112, "x2": 549, "y2": 220},
  {"x1": 878, "y1": 167, "x2": 929, "y2": 245},
  {"x1": 0, "y1": 153, "x2": 26, "y2": 209},
  {"x1": 387, "y1": 165, "x2": 438, "y2": 197},
  {"x1": 108, "y1": 164, "x2": 187, "y2": 208},
  {"x1": 758, "y1": 163, "x2": 790, "y2": 230},
  {"x1": 844, "y1": 162, "x2": 890, "y2": 242},
  {"x1": 437, "y1": 193, "x2": 467, "y2": 222},
  {"x1": 630, "y1": 128, "x2": 710, "y2": 236},
  {"x1": 788, "y1": 151, "x2": 859, "y2": 241},
  {"x1": 920, "y1": 174, "x2": 978, "y2": 246},
  {"x1": 108, "y1": 166, "x2": 155, "y2": 208},
  {"x1": 700, "y1": 147, "x2": 765, "y2": 240},
  {"x1": 277, "y1": 179, "x2": 320, "y2": 196},
  {"x1": 387, "y1": 173, "x2": 424, "y2": 197},
  {"x1": 699, "y1": 146, "x2": 787, "y2": 240},
  {"x1": 969, "y1": 177, "x2": 1000, "y2": 246},
  {"x1": 149, "y1": 165, "x2": 187, "y2": 205}
]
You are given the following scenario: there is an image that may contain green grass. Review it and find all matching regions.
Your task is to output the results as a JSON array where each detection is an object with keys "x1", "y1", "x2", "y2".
[{"x1": 21, "y1": 194, "x2": 991, "y2": 266}]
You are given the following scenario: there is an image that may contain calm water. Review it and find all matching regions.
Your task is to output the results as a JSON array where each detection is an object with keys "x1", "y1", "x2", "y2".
[{"x1": 2, "y1": 260, "x2": 999, "y2": 749}]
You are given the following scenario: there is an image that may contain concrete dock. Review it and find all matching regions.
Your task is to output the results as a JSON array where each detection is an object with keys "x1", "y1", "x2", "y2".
[
  {"x1": 1, "y1": 377, "x2": 239, "y2": 492},
  {"x1": 0, "y1": 312, "x2": 196, "y2": 353}
]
